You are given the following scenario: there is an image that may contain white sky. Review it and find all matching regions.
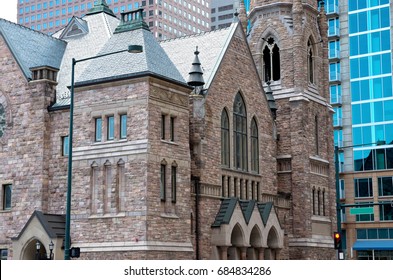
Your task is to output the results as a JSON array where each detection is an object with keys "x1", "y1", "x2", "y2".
[{"x1": 0, "y1": 0, "x2": 17, "y2": 23}]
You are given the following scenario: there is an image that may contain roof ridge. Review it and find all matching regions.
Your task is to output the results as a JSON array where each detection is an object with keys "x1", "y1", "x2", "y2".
[
  {"x1": 160, "y1": 26, "x2": 232, "y2": 43},
  {"x1": 0, "y1": 18, "x2": 66, "y2": 44}
]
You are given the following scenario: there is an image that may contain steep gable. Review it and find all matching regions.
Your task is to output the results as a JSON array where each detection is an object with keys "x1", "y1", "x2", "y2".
[{"x1": 0, "y1": 19, "x2": 66, "y2": 81}]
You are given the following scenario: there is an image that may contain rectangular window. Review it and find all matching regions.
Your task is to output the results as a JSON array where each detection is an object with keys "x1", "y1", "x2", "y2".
[
  {"x1": 161, "y1": 114, "x2": 166, "y2": 140},
  {"x1": 380, "y1": 203, "x2": 393, "y2": 221},
  {"x1": 2, "y1": 184, "x2": 12, "y2": 210},
  {"x1": 171, "y1": 166, "x2": 177, "y2": 203},
  {"x1": 378, "y1": 177, "x2": 393, "y2": 196},
  {"x1": 355, "y1": 202, "x2": 374, "y2": 222},
  {"x1": 107, "y1": 116, "x2": 114, "y2": 140},
  {"x1": 95, "y1": 117, "x2": 102, "y2": 142},
  {"x1": 120, "y1": 114, "x2": 127, "y2": 139},
  {"x1": 160, "y1": 164, "x2": 166, "y2": 201},
  {"x1": 170, "y1": 116, "x2": 175, "y2": 141},
  {"x1": 62, "y1": 136, "x2": 69, "y2": 156},
  {"x1": 0, "y1": 249, "x2": 7, "y2": 260},
  {"x1": 354, "y1": 178, "x2": 373, "y2": 198}
]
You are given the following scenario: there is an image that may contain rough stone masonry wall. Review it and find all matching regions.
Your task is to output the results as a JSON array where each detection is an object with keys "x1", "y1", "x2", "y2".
[{"x1": 0, "y1": 35, "x2": 56, "y2": 258}]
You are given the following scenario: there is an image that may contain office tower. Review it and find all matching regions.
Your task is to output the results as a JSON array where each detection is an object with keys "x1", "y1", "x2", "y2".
[
  {"x1": 330, "y1": 0, "x2": 393, "y2": 259},
  {"x1": 16, "y1": 0, "x2": 211, "y2": 39},
  {"x1": 210, "y1": 0, "x2": 250, "y2": 31}
]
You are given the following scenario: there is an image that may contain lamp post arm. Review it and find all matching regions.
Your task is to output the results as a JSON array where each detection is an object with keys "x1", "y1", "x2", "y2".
[{"x1": 75, "y1": 49, "x2": 131, "y2": 64}]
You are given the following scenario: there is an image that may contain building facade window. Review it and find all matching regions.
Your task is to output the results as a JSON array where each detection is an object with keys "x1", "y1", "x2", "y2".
[
  {"x1": 0, "y1": 249, "x2": 7, "y2": 260},
  {"x1": 161, "y1": 114, "x2": 166, "y2": 140},
  {"x1": 107, "y1": 116, "x2": 114, "y2": 140},
  {"x1": 2, "y1": 184, "x2": 12, "y2": 210},
  {"x1": 307, "y1": 39, "x2": 315, "y2": 84},
  {"x1": 120, "y1": 114, "x2": 127, "y2": 139},
  {"x1": 95, "y1": 117, "x2": 102, "y2": 142},
  {"x1": 262, "y1": 37, "x2": 280, "y2": 82},
  {"x1": 233, "y1": 93, "x2": 247, "y2": 171},
  {"x1": 380, "y1": 203, "x2": 393, "y2": 221},
  {"x1": 171, "y1": 164, "x2": 177, "y2": 203},
  {"x1": 221, "y1": 109, "x2": 230, "y2": 167},
  {"x1": 62, "y1": 135, "x2": 69, "y2": 156},
  {"x1": 378, "y1": 176, "x2": 393, "y2": 196},
  {"x1": 250, "y1": 117, "x2": 259, "y2": 173},
  {"x1": 160, "y1": 162, "x2": 166, "y2": 201},
  {"x1": 170, "y1": 116, "x2": 175, "y2": 142},
  {"x1": 356, "y1": 202, "x2": 374, "y2": 222},
  {"x1": 315, "y1": 116, "x2": 319, "y2": 155},
  {"x1": 0, "y1": 104, "x2": 5, "y2": 138},
  {"x1": 354, "y1": 178, "x2": 373, "y2": 198}
]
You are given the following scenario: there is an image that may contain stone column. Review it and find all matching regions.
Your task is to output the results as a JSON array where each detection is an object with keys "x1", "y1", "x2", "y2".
[
  {"x1": 219, "y1": 246, "x2": 228, "y2": 260},
  {"x1": 257, "y1": 247, "x2": 266, "y2": 260},
  {"x1": 240, "y1": 247, "x2": 247, "y2": 260}
]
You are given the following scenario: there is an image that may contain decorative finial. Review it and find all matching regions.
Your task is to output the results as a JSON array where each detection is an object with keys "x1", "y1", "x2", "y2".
[{"x1": 188, "y1": 46, "x2": 205, "y2": 93}]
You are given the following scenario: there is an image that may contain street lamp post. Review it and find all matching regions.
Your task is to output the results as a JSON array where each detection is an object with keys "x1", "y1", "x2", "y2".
[{"x1": 64, "y1": 45, "x2": 143, "y2": 260}]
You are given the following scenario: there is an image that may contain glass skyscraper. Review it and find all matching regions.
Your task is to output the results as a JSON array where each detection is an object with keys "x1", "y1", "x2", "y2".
[{"x1": 330, "y1": 0, "x2": 393, "y2": 260}]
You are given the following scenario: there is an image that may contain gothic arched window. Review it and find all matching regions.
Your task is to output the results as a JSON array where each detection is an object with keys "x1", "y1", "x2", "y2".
[
  {"x1": 221, "y1": 109, "x2": 230, "y2": 167},
  {"x1": 308, "y1": 39, "x2": 315, "y2": 84},
  {"x1": 0, "y1": 104, "x2": 5, "y2": 138},
  {"x1": 233, "y1": 93, "x2": 247, "y2": 171},
  {"x1": 250, "y1": 117, "x2": 259, "y2": 173},
  {"x1": 262, "y1": 37, "x2": 280, "y2": 82}
]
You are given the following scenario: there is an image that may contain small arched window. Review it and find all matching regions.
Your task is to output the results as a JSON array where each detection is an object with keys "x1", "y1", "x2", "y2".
[
  {"x1": 262, "y1": 37, "x2": 280, "y2": 82},
  {"x1": 221, "y1": 109, "x2": 230, "y2": 167},
  {"x1": 315, "y1": 115, "x2": 319, "y2": 155},
  {"x1": 250, "y1": 117, "x2": 259, "y2": 173},
  {"x1": 307, "y1": 39, "x2": 315, "y2": 84},
  {"x1": 233, "y1": 93, "x2": 247, "y2": 171},
  {"x1": 0, "y1": 104, "x2": 5, "y2": 138}
]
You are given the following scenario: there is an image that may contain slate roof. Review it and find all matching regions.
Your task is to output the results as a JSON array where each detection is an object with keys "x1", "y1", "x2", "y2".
[
  {"x1": 76, "y1": 27, "x2": 185, "y2": 86},
  {"x1": 160, "y1": 22, "x2": 238, "y2": 89},
  {"x1": 12, "y1": 211, "x2": 65, "y2": 240},
  {"x1": 0, "y1": 18, "x2": 66, "y2": 80},
  {"x1": 53, "y1": 12, "x2": 120, "y2": 104},
  {"x1": 211, "y1": 198, "x2": 274, "y2": 227}
]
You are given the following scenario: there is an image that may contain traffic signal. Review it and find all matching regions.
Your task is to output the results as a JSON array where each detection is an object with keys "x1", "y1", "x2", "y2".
[{"x1": 334, "y1": 232, "x2": 342, "y2": 250}]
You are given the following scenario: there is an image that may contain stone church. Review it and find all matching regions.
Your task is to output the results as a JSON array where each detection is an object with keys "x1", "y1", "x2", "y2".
[{"x1": 0, "y1": 0, "x2": 335, "y2": 260}]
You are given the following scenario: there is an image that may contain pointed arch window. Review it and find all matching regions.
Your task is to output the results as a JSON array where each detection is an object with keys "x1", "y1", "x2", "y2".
[
  {"x1": 221, "y1": 109, "x2": 230, "y2": 167},
  {"x1": 0, "y1": 104, "x2": 6, "y2": 138},
  {"x1": 233, "y1": 93, "x2": 247, "y2": 171},
  {"x1": 262, "y1": 37, "x2": 280, "y2": 82},
  {"x1": 315, "y1": 115, "x2": 319, "y2": 155},
  {"x1": 308, "y1": 39, "x2": 315, "y2": 84},
  {"x1": 250, "y1": 117, "x2": 259, "y2": 173}
]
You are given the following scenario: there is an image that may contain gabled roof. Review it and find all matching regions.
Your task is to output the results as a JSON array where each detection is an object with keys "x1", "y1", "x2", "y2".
[
  {"x1": 0, "y1": 18, "x2": 66, "y2": 81},
  {"x1": 12, "y1": 211, "x2": 65, "y2": 240},
  {"x1": 160, "y1": 22, "x2": 238, "y2": 89},
  {"x1": 58, "y1": 17, "x2": 89, "y2": 39},
  {"x1": 76, "y1": 26, "x2": 185, "y2": 86},
  {"x1": 53, "y1": 12, "x2": 120, "y2": 102},
  {"x1": 212, "y1": 198, "x2": 274, "y2": 227}
]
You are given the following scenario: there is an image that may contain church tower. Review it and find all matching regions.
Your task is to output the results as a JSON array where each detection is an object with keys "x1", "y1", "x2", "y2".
[{"x1": 248, "y1": 0, "x2": 336, "y2": 259}]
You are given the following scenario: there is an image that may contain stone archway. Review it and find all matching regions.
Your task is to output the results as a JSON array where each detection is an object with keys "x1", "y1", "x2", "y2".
[
  {"x1": 21, "y1": 239, "x2": 48, "y2": 260},
  {"x1": 248, "y1": 225, "x2": 263, "y2": 260},
  {"x1": 228, "y1": 223, "x2": 244, "y2": 260},
  {"x1": 265, "y1": 227, "x2": 280, "y2": 260}
]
